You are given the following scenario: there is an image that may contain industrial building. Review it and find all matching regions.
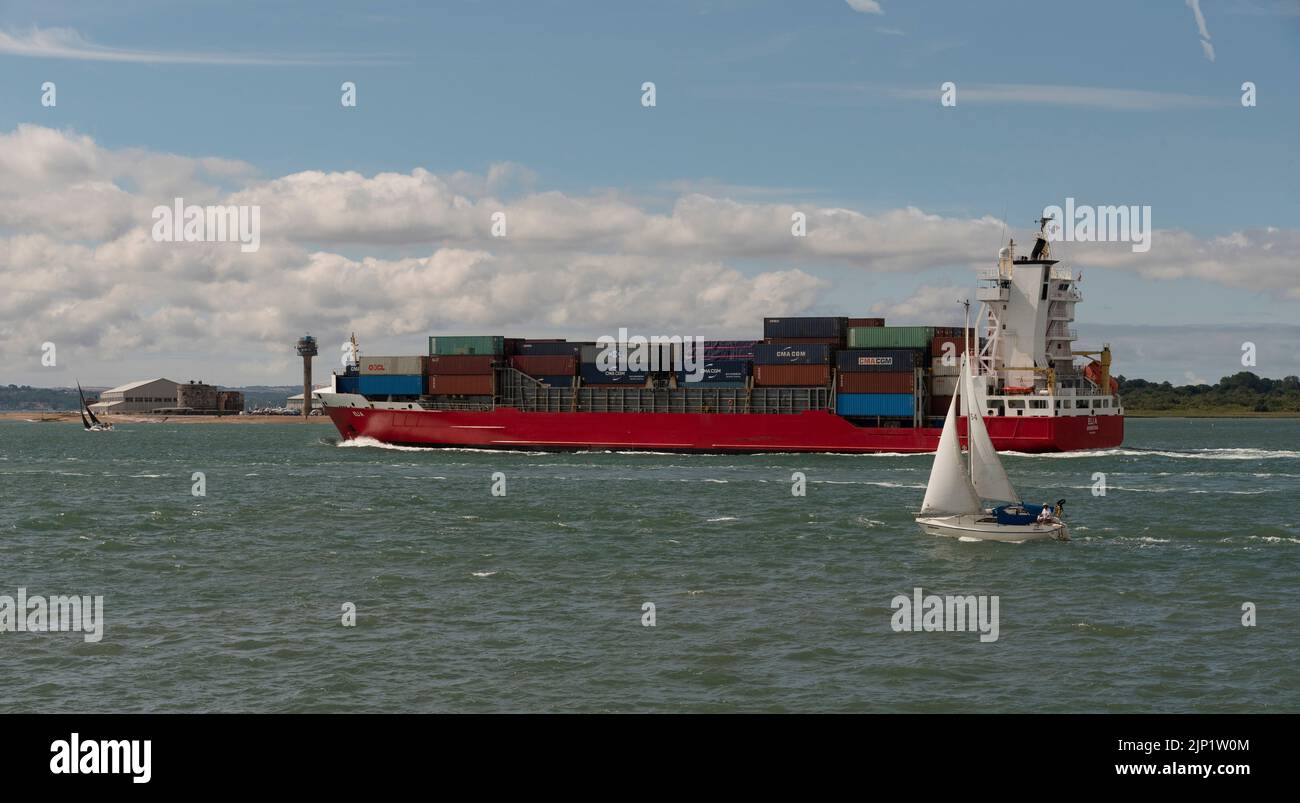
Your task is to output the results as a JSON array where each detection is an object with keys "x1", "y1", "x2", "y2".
[
  {"x1": 89, "y1": 378, "x2": 181, "y2": 415},
  {"x1": 89, "y1": 378, "x2": 244, "y2": 415},
  {"x1": 286, "y1": 386, "x2": 332, "y2": 412}
]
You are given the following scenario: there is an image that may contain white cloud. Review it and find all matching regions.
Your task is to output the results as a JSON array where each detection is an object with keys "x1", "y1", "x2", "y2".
[
  {"x1": 888, "y1": 83, "x2": 1224, "y2": 110},
  {"x1": 846, "y1": 0, "x2": 884, "y2": 14},
  {"x1": 1185, "y1": 0, "x2": 1216, "y2": 62},
  {"x1": 869, "y1": 284, "x2": 971, "y2": 325},
  {"x1": 1060, "y1": 228, "x2": 1300, "y2": 301},
  {"x1": 0, "y1": 25, "x2": 371, "y2": 65},
  {"x1": 1, "y1": 125, "x2": 1295, "y2": 386}
]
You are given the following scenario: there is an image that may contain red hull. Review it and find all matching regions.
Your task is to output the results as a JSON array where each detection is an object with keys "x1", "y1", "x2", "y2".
[{"x1": 326, "y1": 406, "x2": 1123, "y2": 453}]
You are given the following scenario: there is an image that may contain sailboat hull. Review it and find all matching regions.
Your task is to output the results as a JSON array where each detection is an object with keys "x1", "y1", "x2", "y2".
[{"x1": 915, "y1": 513, "x2": 1068, "y2": 543}]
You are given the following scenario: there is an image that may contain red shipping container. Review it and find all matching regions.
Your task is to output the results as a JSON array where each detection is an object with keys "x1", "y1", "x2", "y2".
[
  {"x1": 510, "y1": 355, "x2": 576, "y2": 375},
  {"x1": 930, "y1": 335, "x2": 978, "y2": 357},
  {"x1": 837, "y1": 371, "x2": 914, "y2": 394},
  {"x1": 847, "y1": 318, "x2": 885, "y2": 327},
  {"x1": 426, "y1": 374, "x2": 493, "y2": 395},
  {"x1": 930, "y1": 395, "x2": 954, "y2": 416},
  {"x1": 425, "y1": 355, "x2": 496, "y2": 374},
  {"x1": 754, "y1": 364, "x2": 831, "y2": 387}
]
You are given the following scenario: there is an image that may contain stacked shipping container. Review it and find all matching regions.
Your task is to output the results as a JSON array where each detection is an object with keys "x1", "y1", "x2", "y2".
[
  {"x1": 846, "y1": 325, "x2": 934, "y2": 349},
  {"x1": 428, "y1": 336, "x2": 504, "y2": 356},
  {"x1": 754, "y1": 342, "x2": 831, "y2": 387},
  {"x1": 426, "y1": 339, "x2": 501, "y2": 395},
  {"x1": 834, "y1": 348, "x2": 922, "y2": 419},
  {"x1": 358, "y1": 356, "x2": 425, "y2": 397},
  {"x1": 398, "y1": 316, "x2": 965, "y2": 415},
  {"x1": 927, "y1": 328, "x2": 976, "y2": 415}
]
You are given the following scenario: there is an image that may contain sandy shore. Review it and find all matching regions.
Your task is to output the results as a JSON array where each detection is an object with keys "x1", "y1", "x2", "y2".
[{"x1": 1, "y1": 411, "x2": 332, "y2": 424}]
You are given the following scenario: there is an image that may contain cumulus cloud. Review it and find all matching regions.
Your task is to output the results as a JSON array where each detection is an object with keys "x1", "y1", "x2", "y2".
[
  {"x1": 869, "y1": 284, "x2": 971, "y2": 325},
  {"x1": 1058, "y1": 228, "x2": 1300, "y2": 301},
  {"x1": 0, "y1": 125, "x2": 1294, "y2": 385}
]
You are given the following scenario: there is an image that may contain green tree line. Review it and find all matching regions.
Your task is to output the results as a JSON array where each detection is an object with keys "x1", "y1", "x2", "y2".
[{"x1": 1116, "y1": 372, "x2": 1300, "y2": 412}]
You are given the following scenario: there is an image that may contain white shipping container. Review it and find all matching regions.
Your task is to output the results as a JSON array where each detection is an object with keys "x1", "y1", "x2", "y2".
[
  {"x1": 930, "y1": 356, "x2": 960, "y2": 376},
  {"x1": 359, "y1": 355, "x2": 426, "y2": 375},
  {"x1": 931, "y1": 374, "x2": 959, "y2": 396}
]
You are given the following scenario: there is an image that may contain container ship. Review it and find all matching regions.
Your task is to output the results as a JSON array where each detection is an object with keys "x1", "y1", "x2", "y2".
[{"x1": 317, "y1": 220, "x2": 1123, "y2": 453}]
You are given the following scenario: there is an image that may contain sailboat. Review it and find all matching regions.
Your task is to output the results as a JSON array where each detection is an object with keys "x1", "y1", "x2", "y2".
[
  {"x1": 77, "y1": 382, "x2": 114, "y2": 432},
  {"x1": 915, "y1": 354, "x2": 1068, "y2": 543}
]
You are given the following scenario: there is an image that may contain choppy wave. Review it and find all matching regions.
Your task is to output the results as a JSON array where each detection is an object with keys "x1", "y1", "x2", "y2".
[{"x1": 1008, "y1": 447, "x2": 1300, "y2": 460}]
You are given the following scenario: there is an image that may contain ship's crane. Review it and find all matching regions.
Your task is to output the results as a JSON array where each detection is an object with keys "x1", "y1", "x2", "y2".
[{"x1": 1071, "y1": 345, "x2": 1114, "y2": 396}]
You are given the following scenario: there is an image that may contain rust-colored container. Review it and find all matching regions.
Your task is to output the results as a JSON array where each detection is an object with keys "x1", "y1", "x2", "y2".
[
  {"x1": 929, "y1": 395, "x2": 953, "y2": 416},
  {"x1": 510, "y1": 355, "x2": 576, "y2": 376},
  {"x1": 753, "y1": 364, "x2": 831, "y2": 387},
  {"x1": 426, "y1": 374, "x2": 494, "y2": 395},
  {"x1": 847, "y1": 317, "x2": 885, "y2": 327},
  {"x1": 837, "y1": 371, "x2": 914, "y2": 394},
  {"x1": 930, "y1": 334, "x2": 977, "y2": 357},
  {"x1": 426, "y1": 355, "x2": 496, "y2": 375}
]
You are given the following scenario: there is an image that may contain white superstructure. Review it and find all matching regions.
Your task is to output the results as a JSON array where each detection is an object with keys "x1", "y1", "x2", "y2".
[{"x1": 967, "y1": 218, "x2": 1123, "y2": 424}]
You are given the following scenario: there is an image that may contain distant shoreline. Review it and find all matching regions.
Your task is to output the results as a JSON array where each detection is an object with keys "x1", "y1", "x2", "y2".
[
  {"x1": 0, "y1": 412, "x2": 332, "y2": 424},
  {"x1": 1124, "y1": 410, "x2": 1300, "y2": 419}
]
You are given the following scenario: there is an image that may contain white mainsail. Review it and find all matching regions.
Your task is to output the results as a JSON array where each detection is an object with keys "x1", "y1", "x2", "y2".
[
  {"x1": 961, "y1": 355, "x2": 1020, "y2": 504},
  {"x1": 920, "y1": 364, "x2": 982, "y2": 515}
]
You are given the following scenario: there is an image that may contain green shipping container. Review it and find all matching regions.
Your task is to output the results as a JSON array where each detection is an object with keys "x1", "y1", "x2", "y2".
[
  {"x1": 428, "y1": 335, "x2": 505, "y2": 356},
  {"x1": 847, "y1": 326, "x2": 934, "y2": 349}
]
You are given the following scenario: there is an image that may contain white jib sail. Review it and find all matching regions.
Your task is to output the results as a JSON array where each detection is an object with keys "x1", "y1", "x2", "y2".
[
  {"x1": 920, "y1": 367, "x2": 982, "y2": 515},
  {"x1": 962, "y1": 354, "x2": 1020, "y2": 504}
]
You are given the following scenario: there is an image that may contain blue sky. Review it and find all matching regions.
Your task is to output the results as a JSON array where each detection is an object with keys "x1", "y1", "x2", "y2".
[{"x1": 1, "y1": 0, "x2": 1298, "y2": 385}]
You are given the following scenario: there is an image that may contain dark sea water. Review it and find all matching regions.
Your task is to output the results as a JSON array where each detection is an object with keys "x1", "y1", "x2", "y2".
[{"x1": 1, "y1": 417, "x2": 1297, "y2": 713}]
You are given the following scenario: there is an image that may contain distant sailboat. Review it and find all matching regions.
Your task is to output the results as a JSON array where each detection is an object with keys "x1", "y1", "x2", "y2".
[
  {"x1": 915, "y1": 354, "x2": 1067, "y2": 542},
  {"x1": 78, "y1": 382, "x2": 113, "y2": 432}
]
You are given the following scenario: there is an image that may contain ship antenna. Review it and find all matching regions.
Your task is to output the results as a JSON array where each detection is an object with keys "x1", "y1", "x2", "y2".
[{"x1": 1033, "y1": 213, "x2": 1054, "y2": 261}]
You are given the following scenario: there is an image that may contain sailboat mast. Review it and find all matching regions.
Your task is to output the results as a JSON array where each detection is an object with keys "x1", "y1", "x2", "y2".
[
  {"x1": 963, "y1": 355, "x2": 976, "y2": 491},
  {"x1": 963, "y1": 299, "x2": 971, "y2": 378}
]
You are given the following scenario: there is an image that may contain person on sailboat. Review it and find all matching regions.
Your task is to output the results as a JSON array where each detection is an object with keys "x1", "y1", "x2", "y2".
[{"x1": 1037, "y1": 503, "x2": 1053, "y2": 524}]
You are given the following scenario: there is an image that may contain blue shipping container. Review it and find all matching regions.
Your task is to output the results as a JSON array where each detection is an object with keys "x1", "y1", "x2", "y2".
[
  {"x1": 335, "y1": 374, "x2": 360, "y2": 394},
  {"x1": 763, "y1": 317, "x2": 846, "y2": 339},
  {"x1": 677, "y1": 360, "x2": 751, "y2": 384},
  {"x1": 753, "y1": 343, "x2": 831, "y2": 365},
  {"x1": 836, "y1": 393, "x2": 916, "y2": 417},
  {"x1": 358, "y1": 374, "x2": 424, "y2": 397},
  {"x1": 534, "y1": 375, "x2": 574, "y2": 388},
  {"x1": 517, "y1": 341, "x2": 586, "y2": 356},
  {"x1": 837, "y1": 348, "x2": 925, "y2": 373},
  {"x1": 579, "y1": 365, "x2": 649, "y2": 384}
]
